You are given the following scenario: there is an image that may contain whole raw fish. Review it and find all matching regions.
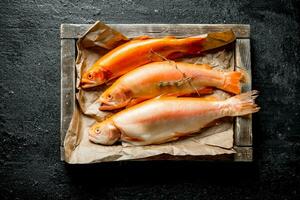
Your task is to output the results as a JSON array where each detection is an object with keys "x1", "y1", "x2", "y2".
[
  {"x1": 89, "y1": 91, "x2": 259, "y2": 146},
  {"x1": 99, "y1": 61, "x2": 242, "y2": 110},
  {"x1": 81, "y1": 31, "x2": 236, "y2": 88}
]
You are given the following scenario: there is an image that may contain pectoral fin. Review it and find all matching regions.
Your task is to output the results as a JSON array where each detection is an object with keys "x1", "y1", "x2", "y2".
[
  {"x1": 155, "y1": 132, "x2": 192, "y2": 144},
  {"x1": 121, "y1": 133, "x2": 145, "y2": 142},
  {"x1": 203, "y1": 119, "x2": 223, "y2": 128}
]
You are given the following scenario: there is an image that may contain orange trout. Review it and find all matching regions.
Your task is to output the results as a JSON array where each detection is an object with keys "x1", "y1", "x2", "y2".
[
  {"x1": 81, "y1": 31, "x2": 236, "y2": 88},
  {"x1": 99, "y1": 61, "x2": 242, "y2": 110}
]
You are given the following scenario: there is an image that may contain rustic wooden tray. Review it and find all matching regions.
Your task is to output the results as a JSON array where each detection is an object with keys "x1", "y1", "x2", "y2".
[{"x1": 60, "y1": 24, "x2": 252, "y2": 162}]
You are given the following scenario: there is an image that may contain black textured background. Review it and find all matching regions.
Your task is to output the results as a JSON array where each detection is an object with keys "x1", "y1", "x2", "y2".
[{"x1": 1, "y1": 0, "x2": 299, "y2": 199}]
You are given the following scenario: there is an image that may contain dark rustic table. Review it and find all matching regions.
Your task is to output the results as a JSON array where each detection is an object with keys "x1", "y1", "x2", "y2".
[{"x1": 1, "y1": 0, "x2": 299, "y2": 199}]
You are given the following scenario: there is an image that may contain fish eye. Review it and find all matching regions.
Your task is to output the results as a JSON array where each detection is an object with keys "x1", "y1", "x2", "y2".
[
  {"x1": 88, "y1": 73, "x2": 93, "y2": 80},
  {"x1": 95, "y1": 127, "x2": 101, "y2": 134},
  {"x1": 107, "y1": 94, "x2": 112, "y2": 99}
]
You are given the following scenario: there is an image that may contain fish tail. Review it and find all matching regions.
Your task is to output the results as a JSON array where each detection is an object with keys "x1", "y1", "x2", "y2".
[
  {"x1": 225, "y1": 90, "x2": 260, "y2": 116},
  {"x1": 183, "y1": 38, "x2": 206, "y2": 54},
  {"x1": 221, "y1": 71, "x2": 242, "y2": 94}
]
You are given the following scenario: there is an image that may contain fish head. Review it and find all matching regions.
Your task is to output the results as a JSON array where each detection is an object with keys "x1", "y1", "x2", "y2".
[
  {"x1": 89, "y1": 120, "x2": 120, "y2": 145},
  {"x1": 99, "y1": 86, "x2": 132, "y2": 110},
  {"x1": 81, "y1": 68, "x2": 106, "y2": 88}
]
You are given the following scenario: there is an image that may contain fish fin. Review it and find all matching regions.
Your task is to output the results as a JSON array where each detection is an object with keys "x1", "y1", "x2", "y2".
[
  {"x1": 180, "y1": 87, "x2": 214, "y2": 97},
  {"x1": 226, "y1": 90, "x2": 260, "y2": 116},
  {"x1": 151, "y1": 136, "x2": 180, "y2": 145},
  {"x1": 161, "y1": 92, "x2": 180, "y2": 97},
  {"x1": 133, "y1": 35, "x2": 152, "y2": 40},
  {"x1": 171, "y1": 131, "x2": 194, "y2": 141},
  {"x1": 196, "y1": 87, "x2": 214, "y2": 95},
  {"x1": 126, "y1": 98, "x2": 147, "y2": 107},
  {"x1": 202, "y1": 30, "x2": 236, "y2": 52},
  {"x1": 121, "y1": 134, "x2": 144, "y2": 142},
  {"x1": 174, "y1": 132, "x2": 189, "y2": 137},
  {"x1": 160, "y1": 87, "x2": 214, "y2": 98},
  {"x1": 197, "y1": 64, "x2": 213, "y2": 70},
  {"x1": 164, "y1": 136, "x2": 180, "y2": 143},
  {"x1": 203, "y1": 119, "x2": 224, "y2": 128},
  {"x1": 221, "y1": 71, "x2": 242, "y2": 94},
  {"x1": 184, "y1": 38, "x2": 206, "y2": 54}
]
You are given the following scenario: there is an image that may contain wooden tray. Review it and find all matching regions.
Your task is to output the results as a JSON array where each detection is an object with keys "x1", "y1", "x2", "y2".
[{"x1": 60, "y1": 24, "x2": 252, "y2": 162}]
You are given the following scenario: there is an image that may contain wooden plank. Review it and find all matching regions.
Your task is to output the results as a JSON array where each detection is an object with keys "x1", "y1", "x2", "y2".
[
  {"x1": 60, "y1": 39, "x2": 76, "y2": 161},
  {"x1": 234, "y1": 147, "x2": 253, "y2": 162},
  {"x1": 60, "y1": 146, "x2": 65, "y2": 161},
  {"x1": 234, "y1": 39, "x2": 252, "y2": 146},
  {"x1": 61, "y1": 24, "x2": 250, "y2": 39}
]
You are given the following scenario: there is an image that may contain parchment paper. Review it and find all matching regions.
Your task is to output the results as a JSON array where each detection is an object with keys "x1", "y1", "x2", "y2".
[{"x1": 64, "y1": 21, "x2": 235, "y2": 164}]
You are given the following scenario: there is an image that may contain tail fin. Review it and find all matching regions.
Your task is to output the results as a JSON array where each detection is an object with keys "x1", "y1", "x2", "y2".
[
  {"x1": 183, "y1": 38, "x2": 206, "y2": 55},
  {"x1": 226, "y1": 90, "x2": 260, "y2": 116},
  {"x1": 221, "y1": 71, "x2": 242, "y2": 94}
]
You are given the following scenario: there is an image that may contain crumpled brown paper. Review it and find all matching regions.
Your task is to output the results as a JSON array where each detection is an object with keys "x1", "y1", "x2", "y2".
[{"x1": 64, "y1": 21, "x2": 235, "y2": 164}]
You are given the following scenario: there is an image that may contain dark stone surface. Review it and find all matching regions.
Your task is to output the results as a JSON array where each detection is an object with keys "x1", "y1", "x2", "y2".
[{"x1": 0, "y1": 0, "x2": 299, "y2": 199}]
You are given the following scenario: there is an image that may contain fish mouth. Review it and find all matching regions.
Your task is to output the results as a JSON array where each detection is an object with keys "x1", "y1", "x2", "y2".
[
  {"x1": 88, "y1": 129, "x2": 104, "y2": 144},
  {"x1": 88, "y1": 126, "x2": 119, "y2": 145},
  {"x1": 99, "y1": 102, "x2": 123, "y2": 111},
  {"x1": 89, "y1": 134, "x2": 101, "y2": 144},
  {"x1": 100, "y1": 100, "x2": 132, "y2": 111},
  {"x1": 81, "y1": 78, "x2": 101, "y2": 88},
  {"x1": 99, "y1": 96, "x2": 111, "y2": 105},
  {"x1": 98, "y1": 97, "x2": 121, "y2": 110},
  {"x1": 88, "y1": 129, "x2": 98, "y2": 142},
  {"x1": 98, "y1": 96, "x2": 131, "y2": 111},
  {"x1": 89, "y1": 132, "x2": 97, "y2": 139}
]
